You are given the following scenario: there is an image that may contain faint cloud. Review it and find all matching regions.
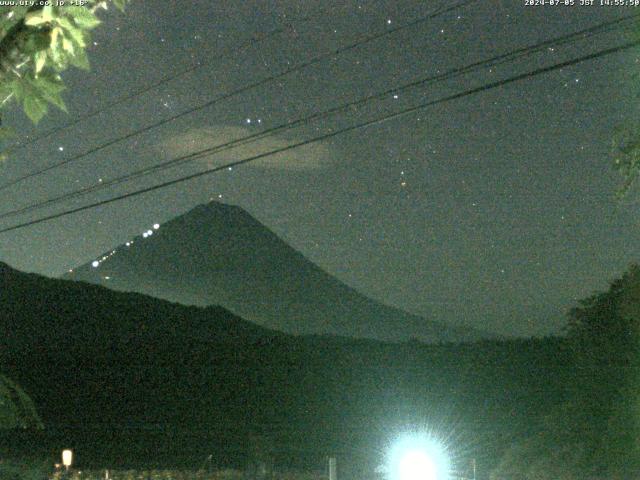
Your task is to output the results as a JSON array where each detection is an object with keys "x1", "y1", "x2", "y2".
[{"x1": 160, "y1": 126, "x2": 332, "y2": 171}]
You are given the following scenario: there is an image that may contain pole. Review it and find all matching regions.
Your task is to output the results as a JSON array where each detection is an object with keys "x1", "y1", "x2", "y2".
[{"x1": 328, "y1": 456, "x2": 337, "y2": 480}]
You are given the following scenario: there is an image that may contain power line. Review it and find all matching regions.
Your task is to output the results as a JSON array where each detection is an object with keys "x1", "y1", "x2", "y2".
[
  {"x1": 0, "y1": 0, "x2": 477, "y2": 194},
  {"x1": 0, "y1": 38, "x2": 637, "y2": 235},
  {"x1": 0, "y1": 14, "x2": 636, "y2": 221},
  {"x1": 0, "y1": 1, "x2": 347, "y2": 155}
]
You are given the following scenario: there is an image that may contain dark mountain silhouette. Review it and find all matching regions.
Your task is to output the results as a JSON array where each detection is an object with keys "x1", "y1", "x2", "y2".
[
  {"x1": 0, "y1": 261, "x2": 575, "y2": 474},
  {"x1": 63, "y1": 201, "x2": 487, "y2": 343}
]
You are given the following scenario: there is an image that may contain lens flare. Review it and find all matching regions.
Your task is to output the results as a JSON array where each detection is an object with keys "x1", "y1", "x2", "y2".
[{"x1": 387, "y1": 433, "x2": 450, "y2": 480}]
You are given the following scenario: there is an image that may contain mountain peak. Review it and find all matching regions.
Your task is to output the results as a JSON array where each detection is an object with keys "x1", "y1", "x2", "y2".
[
  {"x1": 65, "y1": 203, "x2": 488, "y2": 343},
  {"x1": 191, "y1": 200, "x2": 242, "y2": 214}
]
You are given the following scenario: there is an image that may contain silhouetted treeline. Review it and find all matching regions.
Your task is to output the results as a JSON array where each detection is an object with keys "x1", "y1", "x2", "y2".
[
  {"x1": 491, "y1": 264, "x2": 640, "y2": 480},
  {"x1": 1, "y1": 262, "x2": 638, "y2": 479}
]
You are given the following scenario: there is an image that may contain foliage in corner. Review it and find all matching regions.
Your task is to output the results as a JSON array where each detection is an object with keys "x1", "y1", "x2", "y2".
[
  {"x1": 0, "y1": 373, "x2": 43, "y2": 430},
  {"x1": 0, "y1": 0, "x2": 129, "y2": 150},
  {"x1": 491, "y1": 264, "x2": 640, "y2": 479},
  {"x1": 612, "y1": 126, "x2": 640, "y2": 198}
]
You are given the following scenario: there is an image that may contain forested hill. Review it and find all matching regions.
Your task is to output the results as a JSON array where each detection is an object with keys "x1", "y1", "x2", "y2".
[
  {"x1": 1, "y1": 261, "x2": 638, "y2": 478},
  {"x1": 0, "y1": 261, "x2": 566, "y2": 474}
]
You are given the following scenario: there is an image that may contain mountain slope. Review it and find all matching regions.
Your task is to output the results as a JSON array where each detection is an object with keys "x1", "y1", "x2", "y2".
[{"x1": 64, "y1": 201, "x2": 485, "y2": 342}]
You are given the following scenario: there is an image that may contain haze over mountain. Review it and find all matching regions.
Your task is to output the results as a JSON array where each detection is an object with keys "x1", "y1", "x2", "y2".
[{"x1": 64, "y1": 201, "x2": 488, "y2": 343}]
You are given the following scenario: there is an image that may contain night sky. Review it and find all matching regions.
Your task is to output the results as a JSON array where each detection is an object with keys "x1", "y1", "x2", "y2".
[{"x1": 1, "y1": 0, "x2": 638, "y2": 337}]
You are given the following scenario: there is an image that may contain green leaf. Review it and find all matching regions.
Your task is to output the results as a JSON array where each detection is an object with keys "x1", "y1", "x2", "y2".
[
  {"x1": 68, "y1": 47, "x2": 90, "y2": 70},
  {"x1": 56, "y1": 16, "x2": 86, "y2": 47},
  {"x1": 1, "y1": 6, "x2": 29, "y2": 23},
  {"x1": 62, "y1": 36, "x2": 74, "y2": 54},
  {"x1": 0, "y1": 7, "x2": 29, "y2": 36},
  {"x1": 113, "y1": 0, "x2": 129, "y2": 12},
  {"x1": 23, "y1": 95, "x2": 48, "y2": 124},
  {"x1": 24, "y1": 5, "x2": 53, "y2": 26},
  {"x1": 50, "y1": 26, "x2": 61, "y2": 52},
  {"x1": 66, "y1": 6, "x2": 101, "y2": 29},
  {"x1": 31, "y1": 75, "x2": 67, "y2": 112},
  {"x1": 10, "y1": 78, "x2": 25, "y2": 102},
  {"x1": 34, "y1": 50, "x2": 46, "y2": 74},
  {"x1": 23, "y1": 30, "x2": 51, "y2": 55},
  {"x1": 0, "y1": 81, "x2": 14, "y2": 103},
  {"x1": 24, "y1": 12, "x2": 46, "y2": 26},
  {"x1": 48, "y1": 31, "x2": 71, "y2": 70}
]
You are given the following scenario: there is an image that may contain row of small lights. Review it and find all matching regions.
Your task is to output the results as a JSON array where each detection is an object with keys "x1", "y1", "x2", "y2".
[{"x1": 89, "y1": 223, "x2": 160, "y2": 269}]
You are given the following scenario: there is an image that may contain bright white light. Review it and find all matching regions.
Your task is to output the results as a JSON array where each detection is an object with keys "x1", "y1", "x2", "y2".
[
  {"x1": 146, "y1": 229, "x2": 153, "y2": 236},
  {"x1": 142, "y1": 232, "x2": 148, "y2": 238},
  {"x1": 153, "y1": 223, "x2": 160, "y2": 230},
  {"x1": 62, "y1": 449, "x2": 73, "y2": 468},
  {"x1": 91, "y1": 261, "x2": 99, "y2": 268},
  {"x1": 398, "y1": 450, "x2": 437, "y2": 480},
  {"x1": 387, "y1": 433, "x2": 450, "y2": 480}
]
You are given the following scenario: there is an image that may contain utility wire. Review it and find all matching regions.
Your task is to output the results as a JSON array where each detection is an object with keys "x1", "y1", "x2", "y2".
[
  {"x1": 0, "y1": 13, "x2": 636, "y2": 221},
  {"x1": 0, "y1": 37, "x2": 637, "y2": 235},
  {"x1": 0, "y1": 0, "x2": 477, "y2": 194},
  {"x1": 0, "y1": 1, "x2": 346, "y2": 155}
]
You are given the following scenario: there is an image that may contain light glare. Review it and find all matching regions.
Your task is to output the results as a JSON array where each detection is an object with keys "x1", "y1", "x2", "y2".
[
  {"x1": 399, "y1": 450, "x2": 437, "y2": 480},
  {"x1": 387, "y1": 433, "x2": 450, "y2": 480}
]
